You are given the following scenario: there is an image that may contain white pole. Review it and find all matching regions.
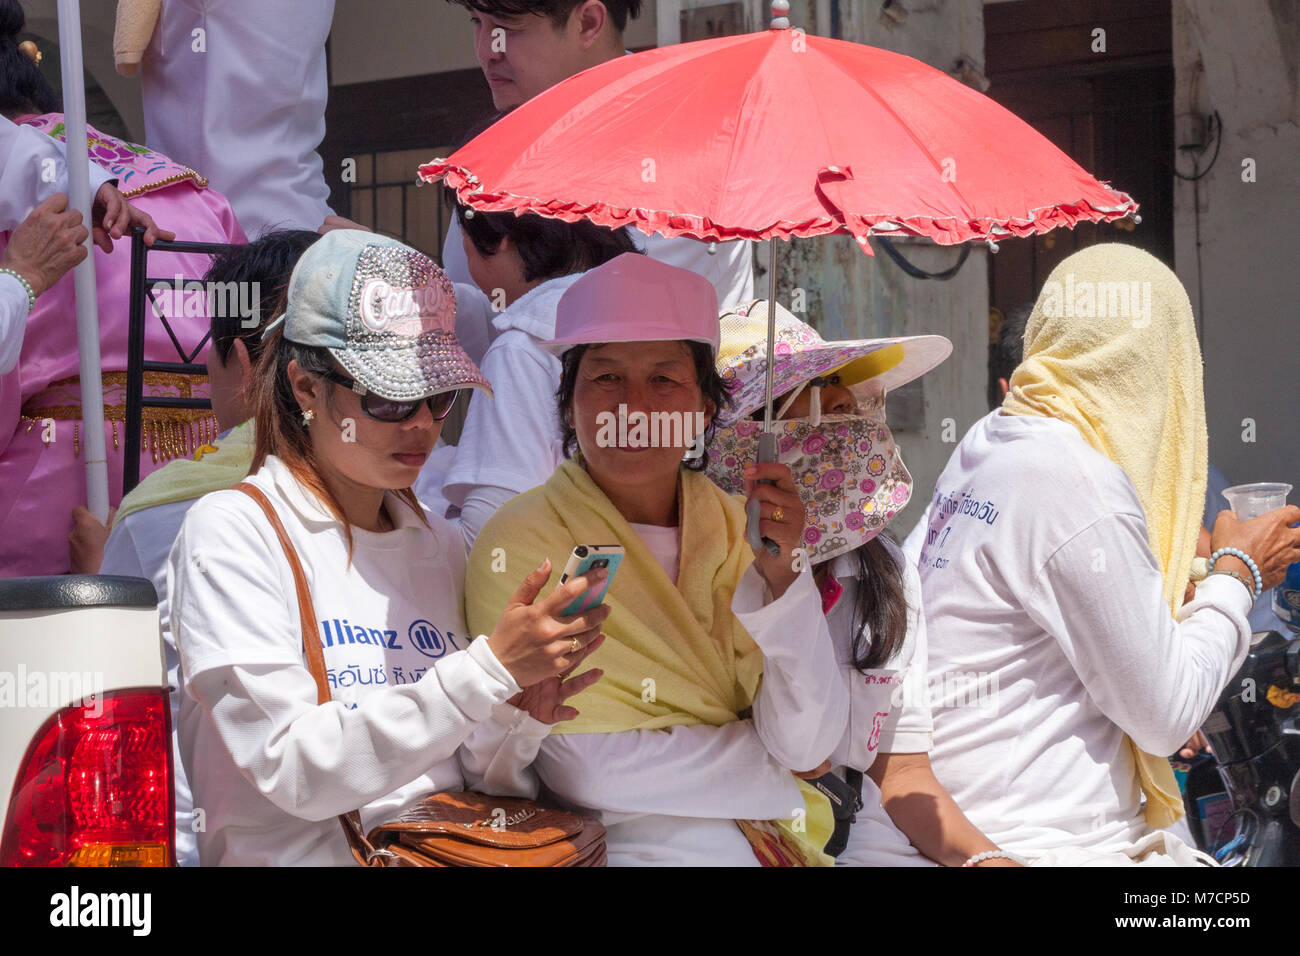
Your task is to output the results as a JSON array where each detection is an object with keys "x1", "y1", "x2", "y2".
[{"x1": 57, "y1": 0, "x2": 109, "y2": 522}]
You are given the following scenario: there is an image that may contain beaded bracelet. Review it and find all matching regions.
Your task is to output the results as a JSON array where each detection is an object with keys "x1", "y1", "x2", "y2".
[
  {"x1": 0, "y1": 268, "x2": 36, "y2": 314},
  {"x1": 1208, "y1": 548, "x2": 1263, "y2": 599},
  {"x1": 962, "y1": 849, "x2": 1028, "y2": 867}
]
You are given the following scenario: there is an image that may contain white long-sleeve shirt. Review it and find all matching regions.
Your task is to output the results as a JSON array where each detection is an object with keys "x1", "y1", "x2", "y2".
[
  {"x1": 462, "y1": 528, "x2": 849, "y2": 867},
  {"x1": 140, "y1": 0, "x2": 334, "y2": 237},
  {"x1": 168, "y1": 455, "x2": 530, "y2": 866},
  {"x1": 920, "y1": 411, "x2": 1253, "y2": 854},
  {"x1": 0, "y1": 114, "x2": 113, "y2": 374}
]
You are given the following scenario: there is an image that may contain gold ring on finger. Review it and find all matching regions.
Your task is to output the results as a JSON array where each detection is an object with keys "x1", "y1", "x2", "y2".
[
  {"x1": 771, "y1": 507, "x2": 785, "y2": 523},
  {"x1": 570, "y1": 636, "x2": 580, "y2": 654}
]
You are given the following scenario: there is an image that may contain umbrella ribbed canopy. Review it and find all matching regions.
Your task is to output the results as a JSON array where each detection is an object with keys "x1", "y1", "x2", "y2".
[{"x1": 420, "y1": 28, "x2": 1138, "y2": 248}]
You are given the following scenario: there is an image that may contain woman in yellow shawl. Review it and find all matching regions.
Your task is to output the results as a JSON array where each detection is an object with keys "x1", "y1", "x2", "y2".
[
  {"x1": 915, "y1": 244, "x2": 1300, "y2": 863},
  {"x1": 464, "y1": 253, "x2": 850, "y2": 866}
]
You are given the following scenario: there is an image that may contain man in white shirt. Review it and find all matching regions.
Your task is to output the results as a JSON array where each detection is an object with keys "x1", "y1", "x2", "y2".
[
  {"x1": 136, "y1": 0, "x2": 336, "y2": 237},
  {"x1": 439, "y1": 0, "x2": 753, "y2": 310}
]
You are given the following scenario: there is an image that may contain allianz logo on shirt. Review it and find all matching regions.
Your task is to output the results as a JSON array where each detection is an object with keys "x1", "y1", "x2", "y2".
[{"x1": 318, "y1": 618, "x2": 462, "y2": 661}]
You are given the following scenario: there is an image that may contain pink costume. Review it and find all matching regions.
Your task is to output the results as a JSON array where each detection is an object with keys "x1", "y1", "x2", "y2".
[{"x1": 0, "y1": 114, "x2": 246, "y2": 576}]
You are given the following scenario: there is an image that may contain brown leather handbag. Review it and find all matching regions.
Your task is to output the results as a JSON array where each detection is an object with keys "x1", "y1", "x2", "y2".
[{"x1": 234, "y1": 482, "x2": 607, "y2": 867}]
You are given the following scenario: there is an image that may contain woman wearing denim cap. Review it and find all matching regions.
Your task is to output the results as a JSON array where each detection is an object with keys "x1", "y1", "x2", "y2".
[
  {"x1": 464, "y1": 253, "x2": 849, "y2": 867},
  {"x1": 167, "y1": 230, "x2": 610, "y2": 865},
  {"x1": 707, "y1": 301, "x2": 1018, "y2": 867}
]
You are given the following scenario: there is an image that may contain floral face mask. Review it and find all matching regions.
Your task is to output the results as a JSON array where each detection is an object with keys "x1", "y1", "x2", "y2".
[{"x1": 706, "y1": 399, "x2": 912, "y2": 564}]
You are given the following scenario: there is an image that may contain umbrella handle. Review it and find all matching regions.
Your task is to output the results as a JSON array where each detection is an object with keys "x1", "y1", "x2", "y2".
[{"x1": 746, "y1": 431, "x2": 781, "y2": 556}]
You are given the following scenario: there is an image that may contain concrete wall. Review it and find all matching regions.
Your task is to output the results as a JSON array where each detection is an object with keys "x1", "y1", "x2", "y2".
[
  {"x1": 1173, "y1": 0, "x2": 1299, "y2": 489},
  {"x1": 782, "y1": 0, "x2": 991, "y2": 534}
]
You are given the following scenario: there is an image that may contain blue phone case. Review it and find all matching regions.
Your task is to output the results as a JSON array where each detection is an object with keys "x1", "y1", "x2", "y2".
[{"x1": 559, "y1": 551, "x2": 624, "y2": 616}]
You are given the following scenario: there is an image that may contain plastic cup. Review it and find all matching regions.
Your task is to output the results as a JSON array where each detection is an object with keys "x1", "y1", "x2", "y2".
[{"x1": 1221, "y1": 483, "x2": 1293, "y2": 521}]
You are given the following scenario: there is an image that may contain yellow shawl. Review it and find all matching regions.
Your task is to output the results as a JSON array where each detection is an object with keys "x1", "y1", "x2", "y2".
[
  {"x1": 466, "y1": 458, "x2": 833, "y2": 864},
  {"x1": 112, "y1": 421, "x2": 256, "y2": 527},
  {"x1": 1001, "y1": 243, "x2": 1206, "y2": 827}
]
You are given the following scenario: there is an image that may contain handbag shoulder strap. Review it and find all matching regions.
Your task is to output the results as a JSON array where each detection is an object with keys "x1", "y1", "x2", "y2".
[
  {"x1": 232, "y1": 481, "x2": 384, "y2": 866},
  {"x1": 233, "y1": 482, "x2": 330, "y2": 704}
]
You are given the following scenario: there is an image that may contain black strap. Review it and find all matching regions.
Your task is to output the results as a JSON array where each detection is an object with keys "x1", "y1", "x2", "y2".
[
  {"x1": 808, "y1": 769, "x2": 865, "y2": 858},
  {"x1": 875, "y1": 236, "x2": 972, "y2": 281},
  {"x1": 845, "y1": 768, "x2": 864, "y2": 800}
]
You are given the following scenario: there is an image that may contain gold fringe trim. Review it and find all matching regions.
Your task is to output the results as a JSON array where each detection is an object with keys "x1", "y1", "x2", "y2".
[{"x1": 19, "y1": 370, "x2": 219, "y2": 465}]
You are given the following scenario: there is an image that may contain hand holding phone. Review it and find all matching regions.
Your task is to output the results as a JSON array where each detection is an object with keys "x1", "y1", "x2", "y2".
[{"x1": 558, "y1": 544, "x2": 625, "y2": 616}]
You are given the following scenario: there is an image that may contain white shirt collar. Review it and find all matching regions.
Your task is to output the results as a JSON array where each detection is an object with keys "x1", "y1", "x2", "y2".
[{"x1": 259, "y1": 455, "x2": 431, "y2": 543}]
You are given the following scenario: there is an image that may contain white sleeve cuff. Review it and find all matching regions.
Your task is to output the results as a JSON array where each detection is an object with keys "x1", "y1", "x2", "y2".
[
  {"x1": 0, "y1": 272, "x2": 28, "y2": 374},
  {"x1": 489, "y1": 700, "x2": 554, "y2": 740},
  {"x1": 88, "y1": 161, "x2": 114, "y2": 193},
  {"x1": 732, "y1": 563, "x2": 822, "y2": 659},
  {"x1": 431, "y1": 638, "x2": 520, "y2": 722},
  {"x1": 1183, "y1": 572, "x2": 1255, "y2": 622}
]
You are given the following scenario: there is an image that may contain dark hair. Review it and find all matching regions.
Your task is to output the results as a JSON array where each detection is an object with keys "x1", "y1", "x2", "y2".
[
  {"x1": 453, "y1": 196, "x2": 638, "y2": 283},
  {"x1": 207, "y1": 230, "x2": 320, "y2": 367},
  {"x1": 845, "y1": 537, "x2": 908, "y2": 670},
  {"x1": 555, "y1": 340, "x2": 730, "y2": 471},
  {"x1": 248, "y1": 331, "x2": 428, "y2": 560},
  {"x1": 747, "y1": 380, "x2": 908, "y2": 670},
  {"x1": 989, "y1": 303, "x2": 1031, "y2": 407},
  {"x1": 0, "y1": 0, "x2": 60, "y2": 116},
  {"x1": 445, "y1": 0, "x2": 643, "y2": 33}
]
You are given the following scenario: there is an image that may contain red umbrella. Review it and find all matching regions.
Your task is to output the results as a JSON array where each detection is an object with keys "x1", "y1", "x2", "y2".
[
  {"x1": 419, "y1": 21, "x2": 1136, "y2": 250},
  {"x1": 419, "y1": 8, "x2": 1139, "y2": 552}
]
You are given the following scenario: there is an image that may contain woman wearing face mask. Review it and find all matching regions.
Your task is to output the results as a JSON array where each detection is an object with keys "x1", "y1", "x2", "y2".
[
  {"x1": 707, "y1": 302, "x2": 1018, "y2": 867},
  {"x1": 167, "y1": 231, "x2": 610, "y2": 866}
]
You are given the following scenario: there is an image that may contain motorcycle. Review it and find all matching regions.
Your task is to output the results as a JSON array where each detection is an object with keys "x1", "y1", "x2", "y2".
[{"x1": 1181, "y1": 629, "x2": 1300, "y2": 866}]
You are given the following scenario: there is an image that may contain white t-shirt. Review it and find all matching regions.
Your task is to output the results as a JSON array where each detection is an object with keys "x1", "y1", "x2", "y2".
[
  {"x1": 140, "y1": 1, "x2": 334, "y2": 236},
  {"x1": 822, "y1": 538, "x2": 937, "y2": 866},
  {"x1": 629, "y1": 522, "x2": 680, "y2": 583},
  {"x1": 438, "y1": 274, "x2": 581, "y2": 547},
  {"x1": 167, "y1": 455, "x2": 525, "y2": 865},
  {"x1": 919, "y1": 411, "x2": 1253, "y2": 854},
  {"x1": 101, "y1": 496, "x2": 204, "y2": 866}
]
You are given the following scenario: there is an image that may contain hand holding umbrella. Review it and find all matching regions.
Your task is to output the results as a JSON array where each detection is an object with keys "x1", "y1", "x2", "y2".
[{"x1": 421, "y1": 1, "x2": 1140, "y2": 550}]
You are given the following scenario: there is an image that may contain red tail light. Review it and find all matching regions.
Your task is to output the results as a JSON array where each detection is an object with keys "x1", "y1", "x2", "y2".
[{"x1": 1, "y1": 689, "x2": 174, "y2": 866}]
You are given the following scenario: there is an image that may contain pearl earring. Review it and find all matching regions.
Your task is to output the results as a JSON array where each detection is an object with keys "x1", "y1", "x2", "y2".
[{"x1": 301, "y1": 408, "x2": 315, "y2": 425}]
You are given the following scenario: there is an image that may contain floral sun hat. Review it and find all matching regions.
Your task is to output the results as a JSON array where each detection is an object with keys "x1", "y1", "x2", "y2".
[{"x1": 714, "y1": 299, "x2": 951, "y2": 426}]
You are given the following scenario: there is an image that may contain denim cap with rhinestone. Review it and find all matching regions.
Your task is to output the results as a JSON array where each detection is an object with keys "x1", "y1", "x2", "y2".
[{"x1": 272, "y1": 229, "x2": 492, "y2": 402}]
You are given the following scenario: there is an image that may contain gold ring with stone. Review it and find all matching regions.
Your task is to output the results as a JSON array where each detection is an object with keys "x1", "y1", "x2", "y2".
[{"x1": 771, "y1": 507, "x2": 785, "y2": 523}]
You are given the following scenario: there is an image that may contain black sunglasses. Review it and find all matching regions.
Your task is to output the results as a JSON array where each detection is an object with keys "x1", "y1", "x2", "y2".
[{"x1": 319, "y1": 370, "x2": 458, "y2": 423}]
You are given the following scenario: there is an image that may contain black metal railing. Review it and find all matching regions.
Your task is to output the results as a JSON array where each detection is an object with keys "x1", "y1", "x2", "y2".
[{"x1": 124, "y1": 227, "x2": 244, "y2": 494}]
